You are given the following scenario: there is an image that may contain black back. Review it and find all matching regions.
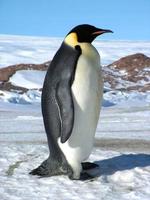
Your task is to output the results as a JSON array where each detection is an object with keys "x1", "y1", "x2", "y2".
[{"x1": 42, "y1": 42, "x2": 81, "y2": 154}]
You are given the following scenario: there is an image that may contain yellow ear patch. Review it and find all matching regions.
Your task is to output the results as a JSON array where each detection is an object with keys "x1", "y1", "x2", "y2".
[{"x1": 64, "y1": 32, "x2": 78, "y2": 47}]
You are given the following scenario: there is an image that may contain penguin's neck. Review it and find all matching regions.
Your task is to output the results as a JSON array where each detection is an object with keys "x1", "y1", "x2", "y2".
[
  {"x1": 64, "y1": 32, "x2": 99, "y2": 60},
  {"x1": 64, "y1": 33, "x2": 78, "y2": 47}
]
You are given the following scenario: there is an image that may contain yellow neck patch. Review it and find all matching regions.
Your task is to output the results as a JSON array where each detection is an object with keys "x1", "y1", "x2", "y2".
[{"x1": 64, "y1": 32, "x2": 78, "y2": 47}]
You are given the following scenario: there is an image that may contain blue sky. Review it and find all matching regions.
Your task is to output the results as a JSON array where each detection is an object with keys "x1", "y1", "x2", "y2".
[{"x1": 0, "y1": 0, "x2": 150, "y2": 40}]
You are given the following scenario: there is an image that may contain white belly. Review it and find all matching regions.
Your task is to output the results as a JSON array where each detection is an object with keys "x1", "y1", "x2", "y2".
[{"x1": 58, "y1": 43, "x2": 103, "y2": 176}]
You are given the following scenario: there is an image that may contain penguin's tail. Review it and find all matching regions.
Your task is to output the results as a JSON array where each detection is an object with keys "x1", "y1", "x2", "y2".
[{"x1": 29, "y1": 157, "x2": 72, "y2": 177}]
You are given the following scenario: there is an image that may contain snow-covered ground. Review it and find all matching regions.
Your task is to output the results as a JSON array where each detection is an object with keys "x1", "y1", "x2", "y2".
[
  {"x1": 0, "y1": 35, "x2": 150, "y2": 200},
  {"x1": 0, "y1": 105, "x2": 150, "y2": 200}
]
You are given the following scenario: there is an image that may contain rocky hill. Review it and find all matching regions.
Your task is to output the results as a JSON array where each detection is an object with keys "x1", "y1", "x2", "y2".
[{"x1": 103, "y1": 53, "x2": 150, "y2": 92}]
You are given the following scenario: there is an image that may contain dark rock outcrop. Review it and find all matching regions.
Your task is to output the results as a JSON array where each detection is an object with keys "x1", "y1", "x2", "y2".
[{"x1": 107, "y1": 53, "x2": 150, "y2": 70}]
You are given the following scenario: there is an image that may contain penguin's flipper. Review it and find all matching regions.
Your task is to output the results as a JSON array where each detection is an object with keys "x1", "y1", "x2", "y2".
[{"x1": 56, "y1": 81, "x2": 74, "y2": 143}]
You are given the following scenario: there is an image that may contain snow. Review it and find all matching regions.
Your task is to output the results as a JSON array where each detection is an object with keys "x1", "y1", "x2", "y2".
[
  {"x1": 119, "y1": 69, "x2": 128, "y2": 75},
  {"x1": 0, "y1": 106, "x2": 150, "y2": 200},
  {"x1": 0, "y1": 35, "x2": 62, "y2": 68},
  {"x1": 103, "y1": 90, "x2": 150, "y2": 107},
  {"x1": 1, "y1": 69, "x2": 150, "y2": 106},
  {"x1": 0, "y1": 35, "x2": 150, "y2": 200},
  {"x1": 0, "y1": 34, "x2": 150, "y2": 68},
  {"x1": 0, "y1": 90, "x2": 41, "y2": 104},
  {"x1": 10, "y1": 70, "x2": 46, "y2": 89},
  {"x1": 143, "y1": 67, "x2": 150, "y2": 72},
  {"x1": 97, "y1": 106, "x2": 150, "y2": 142}
]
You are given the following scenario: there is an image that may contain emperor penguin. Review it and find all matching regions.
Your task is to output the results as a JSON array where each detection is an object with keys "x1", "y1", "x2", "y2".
[{"x1": 30, "y1": 24, "x2": 113, "y2": 180}]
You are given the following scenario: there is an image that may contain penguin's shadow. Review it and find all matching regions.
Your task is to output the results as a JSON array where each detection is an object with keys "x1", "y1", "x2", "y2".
[{"x1": 93, "y1": 153, "x2": 150, "y2": 177}]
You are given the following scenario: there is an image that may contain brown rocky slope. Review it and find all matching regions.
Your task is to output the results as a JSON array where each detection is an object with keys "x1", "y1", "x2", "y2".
[{"x1": 103, "y1": 53, "x2": 150, "y2": 92}]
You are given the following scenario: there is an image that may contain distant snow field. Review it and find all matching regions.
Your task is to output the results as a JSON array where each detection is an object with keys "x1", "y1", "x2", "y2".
[
  {"x1": 0, "y1": 34, "x2": 150, "y2": 68},
  {"x1": 10, "y1": 70, "x2": 46, "y2": 89},
  {"x1": 0, "y1": 35, "x2": 150, "y2": 200}
]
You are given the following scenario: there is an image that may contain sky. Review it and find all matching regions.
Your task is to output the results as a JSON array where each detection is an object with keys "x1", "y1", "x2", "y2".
[{"x1": 0, "y1": 0, "x2": 150, "y2": 40}]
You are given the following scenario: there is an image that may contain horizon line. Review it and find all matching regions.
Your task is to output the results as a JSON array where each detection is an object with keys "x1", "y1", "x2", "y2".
[{"x1": 0, "y1": 34, "x2": 150, "y2": 42}]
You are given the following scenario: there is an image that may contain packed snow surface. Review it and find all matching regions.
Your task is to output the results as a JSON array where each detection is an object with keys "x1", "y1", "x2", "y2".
[{"x1": 0, "y1": 105, "x2": 150, "y2": 200}]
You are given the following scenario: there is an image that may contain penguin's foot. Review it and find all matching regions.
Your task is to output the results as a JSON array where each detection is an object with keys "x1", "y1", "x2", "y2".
[
  {"x1": 29, "y1": 166, "x2": 49, "y2": 177},
  {"x1": 29, "y1": 157, "x2": 71, "y2": 177},
  {"x1": 80, "y1": 172, "x2": 95, "y2": 181},
  {"x1": 29, "y1": 158, "x2": 52, "y2": 177},
  {"x1": 82, "y1": 162, "x2": 99, "y2": 171},
  {"x1": 68, "y1": 171, "x2": 98, "y2": 181}
]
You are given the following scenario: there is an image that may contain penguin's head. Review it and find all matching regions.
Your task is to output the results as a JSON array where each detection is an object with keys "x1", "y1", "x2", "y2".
[{"x1": 65, "y1": 24, "x2": 113, "y2": 46}]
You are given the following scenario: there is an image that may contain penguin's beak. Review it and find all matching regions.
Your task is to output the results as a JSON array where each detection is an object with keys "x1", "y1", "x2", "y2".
[{"x1": 92, "y1": 28, "x2": 113, "y2": 36}]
